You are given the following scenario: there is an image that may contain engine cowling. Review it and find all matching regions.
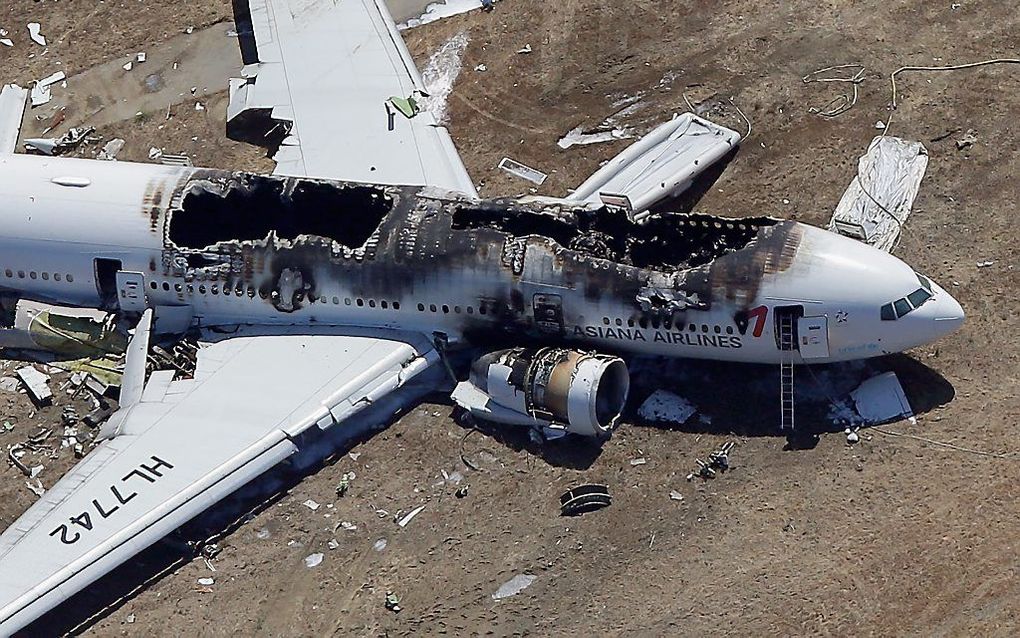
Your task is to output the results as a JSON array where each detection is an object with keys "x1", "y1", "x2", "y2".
[{"x1": 451, "y1": 347, "x2": 630, "y2": 437}]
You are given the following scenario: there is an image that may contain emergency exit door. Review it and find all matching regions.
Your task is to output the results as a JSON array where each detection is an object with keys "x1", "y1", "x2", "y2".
[
  {"x1": 797, "y1": 316, "x2": 829, "y2": 359},
  {"x1": 116, "y1": 271, "x2": 147, "y2": 313}
]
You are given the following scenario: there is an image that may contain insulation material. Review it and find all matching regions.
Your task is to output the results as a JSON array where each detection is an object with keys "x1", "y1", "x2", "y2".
[
  {"x1": 850, "y1": 372, "x2": 914, "y2": 424},
  {"x1": 828, "y1": 136, "x2": 928, "y2": 252},
  {"x1": 566, "y1": 114, "x2": 741, "y2": 216},
  {"x1": 0, "y1": 85, "x2": 29, "y2": 154}
]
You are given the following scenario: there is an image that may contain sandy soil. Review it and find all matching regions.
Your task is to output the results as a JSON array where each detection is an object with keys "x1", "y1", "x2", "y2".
[{"x1": 1, "y1": 0, "x2": 1019, "y2": 636}]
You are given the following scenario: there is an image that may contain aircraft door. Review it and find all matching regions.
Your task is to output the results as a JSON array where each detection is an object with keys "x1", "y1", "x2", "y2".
[
  {"x1": 533, "y1": 293, "x2": 564, "y2": 335},
  {"x1": 116, "y1": 271, "x2": 147, "y2": 313},
  {"x1": 797, "y1": 316, "x2": 829, "y2": 359}
]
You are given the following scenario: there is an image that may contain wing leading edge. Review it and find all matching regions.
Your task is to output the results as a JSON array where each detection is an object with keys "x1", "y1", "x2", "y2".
[
  {"x1": 0, "y1": 329, "x2": 437, "y2": 634},
  {"x1": 227, "y1": 0, "x2": 477, "y2": 196}
]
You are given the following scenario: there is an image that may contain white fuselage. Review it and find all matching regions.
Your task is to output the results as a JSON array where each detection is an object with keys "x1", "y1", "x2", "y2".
[{"x1": 0, "y1": 154, "x2": 964, "y2": 364}]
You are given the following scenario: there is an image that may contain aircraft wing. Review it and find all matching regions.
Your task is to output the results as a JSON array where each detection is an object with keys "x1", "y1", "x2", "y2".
[
  {"x1": 227, "y1": 0, "x2": 477, "y2": 196},
  {"x1": 0, "y1": 327, "x2": 438, "y2": 634}
]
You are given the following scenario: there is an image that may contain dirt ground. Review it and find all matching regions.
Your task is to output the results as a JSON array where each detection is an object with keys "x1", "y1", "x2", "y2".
[{"x1": 1, "y1": 0, "x2": 1019, "y2": 636}]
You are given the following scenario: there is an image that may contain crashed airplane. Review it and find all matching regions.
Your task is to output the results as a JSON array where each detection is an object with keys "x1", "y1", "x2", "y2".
[{"x1": 0, "y1": 0, "x2": 964, "y2": 633}]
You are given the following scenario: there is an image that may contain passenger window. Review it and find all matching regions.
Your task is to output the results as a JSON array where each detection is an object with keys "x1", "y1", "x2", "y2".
[
  {"x1": 381, "y1": 300, "x2": 388, "y2": 309},
  {"x1": 175, "y1": 283, "x2": 183, "y2": 292},
  {"x1": 199, "y1": 285, "x2": 207, "y2": 294},
  {"x1": 417, "y1": 303, "x2": 425, "y2": 311},
  {"x1": 3, "y1": 269, "x2": 10, "y2": 278},
  {"x1": 29, "y1": 272, "x2": 37, "y2": 280},
  {"x1": 369, "y1": 300, "x2": 376, "y2": 308},
  {"x1": 17, "y1": 271, "x2": 24, "y2": 278},
  {"x1": 41, "y1": 272, "x2": 49, "y2": 281},
  {"x1": 429, "y1": 304, "x2": 437, "y2": 312},
  {"x1": 465, "y1": 306, "x2": 473, "y2": 314},
  {"x1": 714, "y1": 325, "x2": 721, "y2": 334},
  {"x1": 356, "y1": 298, "x2": 364, "y2": 307},
  {"x1": 54, "y1": 273, "x2": 61, "y2": 281},
  {"x1": 893, "y1": 298, "x2": 912, "y2": 318},
  {"x1": 66, "y1": 274, "x2": 73, "y2": 283},
  {"x1": 393, "y1": 301, "x2": 400, "y2": 310},
  {"x1": 333, "y1": 296, "x2": 340, "y2": 305},
  {"x1": 614, "y1": 318, "x2": 622, "y2": 326},
  {"x1": 639, "y1": 318, "x2": 648, "y2": 329},
  {"x1": 442, "y1": 305, "x2": 449, "y2": 314}
]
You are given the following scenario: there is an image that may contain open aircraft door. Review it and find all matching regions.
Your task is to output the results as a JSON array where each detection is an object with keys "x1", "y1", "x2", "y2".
[
  {"x1": 797, "y1": 316, "x2": 829, "y2": 359},
  {"x1": 116, "y1": 271, "x2": 147, "y2": 313}
]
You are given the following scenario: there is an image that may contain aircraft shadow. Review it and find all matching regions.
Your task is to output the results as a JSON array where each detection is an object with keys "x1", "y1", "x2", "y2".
[
  {"x1": 648, "y1": 146, "x2": 740, "y2": 215},
  {"x1": 623, "y1": 353, "x2": 956, "y2": 439}
]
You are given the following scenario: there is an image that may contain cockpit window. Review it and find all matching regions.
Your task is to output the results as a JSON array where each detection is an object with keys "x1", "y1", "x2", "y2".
[
  {"x1": 907, "y1": 287, "x2": 932, "y2": 309},
  {"x1": 881, "y1": 303, "x2": 896, "y2": 321},
  {"x1": 893, "y1": 298, "x2": 912, "y2": 318},
  {"x1": 916, "y1": 273, "x2": 932, "y2": 292}
]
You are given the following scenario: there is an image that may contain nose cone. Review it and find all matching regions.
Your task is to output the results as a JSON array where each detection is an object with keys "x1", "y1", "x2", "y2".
[{"x1": 912, "y1": 280, "x2": 965, "y2": 339}]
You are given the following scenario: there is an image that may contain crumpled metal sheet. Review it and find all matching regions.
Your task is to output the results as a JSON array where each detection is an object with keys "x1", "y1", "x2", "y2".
[
  {"x1": 0, "y1": 84, "x2": 28, "y2": 154},
  {"x1": 828, "y1": 136, "x2": 928, "y2": 252}
]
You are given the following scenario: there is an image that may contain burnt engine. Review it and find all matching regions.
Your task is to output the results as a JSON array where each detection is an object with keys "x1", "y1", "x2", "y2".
[{"x1": 451, "y1": 347, "x2": 630, "y2": 438}]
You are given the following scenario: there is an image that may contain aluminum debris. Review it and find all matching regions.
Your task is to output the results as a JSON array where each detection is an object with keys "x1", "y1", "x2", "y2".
[
  {"x1": 567, "y1": 114, "x2": 741, "y2": 216},
  {"x1": 97, "y1": 138, "x2": 125, "y2": 161},
  {"x1": 557, "y1": 125, "x2": 632, "y2": 149},
  {"x1": 0, "y1": 84, "x2": 28, "y2": 155},
  {"x1": 304, "y1": 552, "x2": 324, "y2": 568},
  {"x1": 27, "y1": 23, "x2": 45, "y2": 46},
  {"x1": 302, "y1": 499, "x2": 320, "y2": 511},
  {"x1": 828, "y1": 136, "x2": 928, "y2": 252},
  {"x1": 637, "y1": 390, "x2": 697, "y2": 426},
  {"x1": 397, "y1": 504, "x2": 426, "y2": 527},
  {"x1": 24, "y1": 126, "x2": 94, "y2": 156},
  {"x1": 850, "y1": 372, "x2": 914, "y2": 424},
  {"x1": 560, "y1": 484, "x2": 611, "y2": 516},
  {"x1": 16, "y1": 367, "x2": 51, "y2": 406},
  {"x1": 197, "y1": 577, "x2": 214, "y2": 586},
  {"x1": 492, "y1": 574, "x2": 537, "y2": 600},
  {"x1": 498, "y1": 157, "x2": 547, "y2": 185}
]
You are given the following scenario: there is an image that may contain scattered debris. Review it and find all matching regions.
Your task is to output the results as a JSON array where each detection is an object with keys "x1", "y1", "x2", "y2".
[
  {"x1": 327, "y1": 539, "x2": 340, "y2": 550},
  {"x1": 90, "y1": 138, "x2": 124, "y2": 161},
  {"x1": 384, "y1": 591, "x2": 401, "y2": 612},
  {"x1": 637, "y1": 390, "x2": 697, "y2": 426},
  {"x1": 336, "y1": 471, "x2": 355, "y2": 497},
  {"x1": 828, "y1": 136, "x2": 928, "y2": 252},
  {"x1": 16, "y1": 366, "x2": 52, "y2": 406},
  {"x1": 336, "y1": 520, "x2": 357, "y2": 532},
  {"x1": 802, "y1": 63, "x2": 867, "y2": 117},
  {"x1": 194, "y1": 102, "x2": 205, "y2": 111},
  {"x1": 24, "y1": 126, "x2": 94, "y2": 156},
  {"x1": 255, "y1": 528, "x2": 271, "y2": 540},
  {"x1": 136, "y1": 52, "x2": 146, "y2": 63},
  {"x1": 302, "y1": 499, "x2": 320, "y2": 511},
  {"x1": 850, "y1": 372, "x2": 914, "y2": 424},
  {"x1": 560, "y1": 484, "x2": 611, "y2": 516},
  {"x1": 0, "y1": 39, "x2": 12, "y2": 48},
  {"x1": 455, "y1": 485, "x2": 469, "y2": 498},
  {"x1": 122, "y1": 61, "x2": 133, "y2": 72},
  {"x1": 373, "y1": 538, "x2": 388, "y2": 552},
  {"x1": 629, "y1": 457, "x2": 647, "y2": 466},
  {"x1": 669, "y1": 490, "x2": 684, "y2": 501},
  {"x1": 27, "y1": 23, "x2": 45, "y2": 46},
  {"x1": 976, "y1": 260, "x2": 994, "y2": 268},
  {"x1": 25, "y1": 480, "x2": 45, "y2": 497},
  {"x1": 956, "y1": 129, "x2": 977, "y2": 151},
  {"x1": 557, "y1": 125, "x2": 632, "y2": 149},
  {"x1": 492, "y1": 574, "x2": 536, "y2": 600},
  {"x1": 125, "y1": 613, "x2": 135, "y2": 624},
  {"x1": 388, "y1": 92, "x2": 423, "y2": 119},
  {"x1": 875, "y1": 120, "x2": 886, "y2": 130},
  {"x1": 517, "y1": 44, "x2": 532, "y2": 54},
  {"x1": 498, "y1": 157, "x2": 547, "y2": 185},
  {"x1": 397, "y1": 504, "x2": 426, "y2": 528},
  {"x1": 197, "y1": 577, "x2": 214, "y2": 586},
  {"x1": 845, "y1": 428, "x2": 861, "y2": 445},
  {"x1": 474, "y1": 63, "x2": 487, "y2": 72},
  {"x1": 304, "y1": 552, "x2": 324, "y2": 568},
  {"x1": 0, "y1": 84, "x2": 29, "y2": 154},
  {"x1": 687, "y1": 441, "x2": 734, "y2": 480},
  {"x1": 148, "y1": 147, "x2": 163, "y2": 160}
]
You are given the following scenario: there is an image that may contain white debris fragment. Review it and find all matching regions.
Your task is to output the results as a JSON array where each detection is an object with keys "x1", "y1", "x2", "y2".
[
  {"x1": 846, "y1": 429, "x2": 861, "y2": 444},
  {"x1": 27, "y1": 23, "x2": 46, "y2": 46},
  {"x1": 0, "y1": 377, "x2": 18, "y2": 392},
  {"x1": 850, "y1": 372, "x2": 914, "y2": 424},
  {"x1": 629, "y1": 457, "x2": 647, "y2": 466},
  {"x1": 474, "y1": 63, "x2": 487, "y2": 72},
  {"x1": 255, "y1": 528, "x2": 271, "y2": 539},
  {"x1": 339, "y1": 521, "x2": 357, "y2": 531},
  {"x1": 304, "y1": 552, "x2": 324, "y2": 568},
  {"x1": 557, "y1": 125, "x2": 632, "y2": 149},
  {"x1": 97, "y1": 138, "x2": 125, "y2": 161},
  {"x1": 976, "y1": 260, "x2": 994, "y2": 268},
  {"x1": 122, "y1": 61, "x2": 133, "y2": 72},
  {"x1": 29, "y1": 465, "x2": 43, "y2": 479},
  {"x1": 126, "y1": 613, "x2": 136, "y2": 624},
  {"x1": 29, "y1": 84, "x2": 51, "y2": 108},
  {"x1": 38, "y1": 71, "x2": 66, "y2": 88},
  {"x1": 637, "y1": 390, "x2": 697, "y2": 425},
  {"x1": 16, "y1": 366, "x2": 51, "y2": 405},
  {"x1": 498, "y1": 157, "x2": 547, "y2": 185},
  {"x1": 517, "y1": 44, "x2": 532, "y2": 54},
  {"x1": 194, "y1": 102, "x2": 205, "y2": 111},
  {"x1": 302, "y1": 499, "x2": 321, "y2": 511},
  {"x1": 148, "y1": 146, "x2": 162, "y2": 160},
  {"x1": 327, "y1": 539, "x2": 340, "y2": 550},
  {"x1": 0, "y1": 39, "x2": 12, "y2": 48},
  {"x1": 136, "y1": 52, "x2": 146, "y2": 63},
  {"x1": 348, "y1": 451, "x2": 362, "y2": 461},
  {"x1": 669, "y1": 490, "x2": 684, "y2": 501},
  {"x1": 397, "y1": 504, "x2": 426, "y2": 528},
  {"x1": 197, "y1": 577, "x2": 215, "y2": 586},
  {"x1": 25, "y1": 480, "x2": 45, "y2": 497},
  {"x1": 373, "y1": 538, "x2": 388, "y2": 552},
  {"x1": 492, "y1": 574, "x2": 537, "y2": 600},
  {"x1": 420, "y1": 31, "x2": 468, "y2": 123},
  {"x1": 875, "y1": 120, "x2": 886, "y2": 130}
]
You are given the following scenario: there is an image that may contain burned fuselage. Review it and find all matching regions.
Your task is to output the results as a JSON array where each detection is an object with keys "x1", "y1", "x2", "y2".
[{"x1": 142, "y1": 167, "x2": 799, "y2": 357}]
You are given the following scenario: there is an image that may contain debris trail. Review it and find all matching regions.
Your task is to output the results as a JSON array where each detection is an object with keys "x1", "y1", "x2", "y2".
[
  {"x1": 890, "y1": 58, "x2": 1020, "y2": 108},
  {"x1": 872, "y1": 427, "x2": 1018, "y2": 460}
]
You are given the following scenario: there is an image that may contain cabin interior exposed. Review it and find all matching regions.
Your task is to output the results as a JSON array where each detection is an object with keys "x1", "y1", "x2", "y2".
[
  {"x1": 452, "y1": 205, "x2": 778, "y2": 271},
  {"x1": 168, "y1": 174, "x2": 394, "y2": 250}
]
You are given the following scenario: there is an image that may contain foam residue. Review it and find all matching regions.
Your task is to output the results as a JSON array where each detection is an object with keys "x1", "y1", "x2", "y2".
[{"x1": 421, "y1": 31, "x2": 469, "y2": 123}]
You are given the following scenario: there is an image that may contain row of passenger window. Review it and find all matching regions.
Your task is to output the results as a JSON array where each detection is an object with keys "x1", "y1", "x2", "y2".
[
  {"x1": 3, "y1": 269, "x2": 75, "y2": 283},
  {"x1": 602, "y1": 315, "x2": 735, "y2": 334},
  {"x1": 149, "y1": 279, "x2": 407, "y2": 309}
]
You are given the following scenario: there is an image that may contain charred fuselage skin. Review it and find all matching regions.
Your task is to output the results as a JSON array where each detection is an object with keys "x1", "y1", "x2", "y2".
[{"x1": 0, "y1": 154, "x2": 963, "y2": 364}]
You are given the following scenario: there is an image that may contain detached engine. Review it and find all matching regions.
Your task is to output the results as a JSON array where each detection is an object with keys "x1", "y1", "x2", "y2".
[{"x1": 451, "y1": 347, "x2": 630, "y2": 438}]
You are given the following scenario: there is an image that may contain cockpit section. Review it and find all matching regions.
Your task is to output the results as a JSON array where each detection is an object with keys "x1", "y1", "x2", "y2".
[{"x1": 880, "y1": 272, "x2": 934, "y2": 320}]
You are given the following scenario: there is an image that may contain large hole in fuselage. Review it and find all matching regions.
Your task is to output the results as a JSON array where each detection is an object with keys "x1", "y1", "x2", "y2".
[
  {"x1": 451, "y1": 205, "x2": 778, "y2": 271},
  {"x1": 168, "y1": 174, "x2": 393, "y2": 250}
]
